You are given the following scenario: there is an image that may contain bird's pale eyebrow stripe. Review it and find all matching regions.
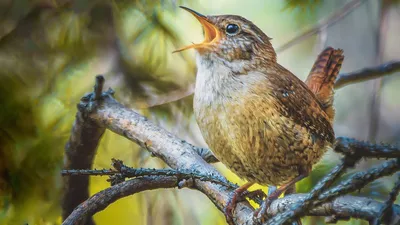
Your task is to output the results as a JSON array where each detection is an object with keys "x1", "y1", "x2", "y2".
[{"x1": 241, "y1": 29, "x2": 265, "y2": 44}]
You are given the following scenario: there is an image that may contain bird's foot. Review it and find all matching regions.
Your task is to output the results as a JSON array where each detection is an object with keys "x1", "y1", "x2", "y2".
[
  {"x1": 252, "y1": 188, "x2": 282, "y2": 224},
  {"x1": 224, "y1": 182, "x2": 255, "y2": 225},
  {"x1": 252, "y1": 196, "x2": 275, "y2": 224},
  {"x1": 244, "y1": 189, "x2": 267, "y2": 203},
  {"x1": 224, "y1": 191, "x2": 241, "y2": 225}
]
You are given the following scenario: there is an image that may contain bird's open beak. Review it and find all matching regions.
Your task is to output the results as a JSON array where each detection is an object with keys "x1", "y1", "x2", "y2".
[{"x1": 173, "y1": 6, "x2": 220, "y2": 53}]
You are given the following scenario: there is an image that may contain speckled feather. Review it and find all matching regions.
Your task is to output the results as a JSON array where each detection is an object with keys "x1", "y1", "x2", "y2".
[
  {"x1": 193, "y1": 14, "x2": 338, "y2": 186},
  {"x1": 306, "y1": 47, "x2": 344, "y2": 121}
]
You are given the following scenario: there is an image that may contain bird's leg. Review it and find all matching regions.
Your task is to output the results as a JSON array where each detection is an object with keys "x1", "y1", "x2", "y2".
[
  {"x1": 253, "y1": 172, "x2": 308, "y2": 222},
  {"x1": 224, "y1": 182, "x2": 255, "y2": 225},
  {"x1": 268, "y1": 185, "x2": 277, "y2": 196},
  {"x1": 284, "y1": 184, "x2": 296, "y2": 196}
]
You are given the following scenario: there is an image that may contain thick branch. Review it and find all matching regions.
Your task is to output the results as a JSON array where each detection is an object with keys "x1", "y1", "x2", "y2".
[
  {"x1": 62, "y1": 76, "x2": 107, "y2": 224},
  {"x1": 62, "y1": 176, "x2": 178, "y2": 225},
  {"x1": 334, "y1": 61, "x2": 400, "y2": 89},
  {"x1": 335, "y1": 137, "x2": 400, "y2": 159},
  {"x1": 74, "y1": 80, "x2": 400, "y2": 224}
]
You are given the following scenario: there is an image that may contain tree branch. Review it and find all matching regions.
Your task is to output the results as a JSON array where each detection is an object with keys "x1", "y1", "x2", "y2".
[
  {"x1": 268, "y1": 158, "x2": 400, "y2": 224},
  {"x1": 318, "y1": 159, "x2": 399, "y2": 205},
  {"x1": 93, "y1": 75, "x2": 105, "y2": 100},
  {"x1": 62, "y1": 158, "x2": 235, "y2": 189},
  {"x1": 62, "y1": 176, "x2": 179, "y2": 225},
  {"x1": 62, "y1": 170, "x2": 400, "y2": 225},
  {"x1": 62, "y1": 75, "x2": 107, "y2": 224},
  {"x1": 335, "y1": 137, "x2": 400, "y2": 159},
  {"x1": 269, "y1": 195, "x2": 400, "y2": 224},
  {"x1": 266, "y1": 156, "x2": 359, "y2": 224},
  {"x1": 63, "y1": 76, "x2": 400, "y2": 225},
  {"x1": 62, "y1": 175, "x2": 400, "y2": 225},
  {"x1": 334, "y1": 61, "x2": 400, "y2": 89},
  {"x1": 62, "y1": 159, "x2": 265, "y2": 205},
  {"x1": 374, "y1": 174, "x2": 400, "y2": 225}
]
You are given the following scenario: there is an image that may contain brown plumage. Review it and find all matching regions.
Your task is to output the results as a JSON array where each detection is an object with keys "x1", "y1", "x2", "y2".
[
  {"x1": 306, "y1": 47, "x2": 344, "y2": 121},
  {"x1": 175, "y1": 7, "x2": 344, "y2": 224}
]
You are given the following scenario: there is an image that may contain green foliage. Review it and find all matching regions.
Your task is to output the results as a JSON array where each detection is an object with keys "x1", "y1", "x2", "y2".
[
  {"x1": 282, "y1": 0, "x2": 324, "y2": 25},
  {"x1": 0, "y1": 0, "x2": 195, "y2": 224},
  {"x1": 284, "y1": 0, "x2": 323, "y2": 11},
  {"x1": 0, "y1": 73, "x2": 67, "y2": 224}
]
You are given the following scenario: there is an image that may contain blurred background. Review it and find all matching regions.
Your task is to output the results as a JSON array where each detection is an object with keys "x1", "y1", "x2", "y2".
[{"x1": 0, "y1": 0, "x2": 399, "y2": 224}]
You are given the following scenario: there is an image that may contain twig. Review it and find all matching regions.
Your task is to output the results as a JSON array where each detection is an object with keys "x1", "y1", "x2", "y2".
[
  {"x1": 317, "y1": 159, "x2": 400, "y2": 206},
  {"x1": 334, "y1": 61, "x2": 400, "y2": 89},
  {"x1": 269, "y1": 159, "x2": 400, "y2": 225},
  {"x1": 374, "y1": 174, "x2": 400, "y2": 225},
  {"x1": 62, "y1": 159, "x2": 265, "y2": 205},
  {"x1": 267, "y1": 156, "x2": 359, "y2": 225},
  {"x1": 62, "y1": 158, "x2": 235, "y2": 189},
  {"x1": 93, "y1": 75, "x2": 105, "y2": 100},
  {"x1": 335, "y1": 137, "x2": 400, "y2": 159},
  {"x1": 275, "y1": 0, "x2": 365, "y2": 53},
  {"x1": 142, "y1": 83, "x2": 195, "y2": 108},
  {"x1": 62, "y1": 169, "x2": 116, "y2": 176},
  {"x1": 62, "y1": 176, "x2": 178, "y2": 225},
  {"x1": 62, "y1": 76, "x2": 107, "y2": 224},
  {"x1": 267, "y1": 138, "x2": 398, "y2": 224},
  {"x1": 112, "y1": 159, "x2": 230, "y2": 185}
]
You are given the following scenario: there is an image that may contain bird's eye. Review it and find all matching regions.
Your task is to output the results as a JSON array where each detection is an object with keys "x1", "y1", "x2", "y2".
[{"x1": 226, "y1": 24, "x2": 239, "y2": 35}]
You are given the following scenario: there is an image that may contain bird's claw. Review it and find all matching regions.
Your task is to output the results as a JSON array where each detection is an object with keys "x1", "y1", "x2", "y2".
[
  {"x1": 245, "y1": 189, "x2": 267, "y2": 203},
  {"x1": 224, "y1": 192, "x2": 239, "y2": 225},
  {"x1": 252, "y1": 197, "x2": 274, "y2": 224},
  {"x1": 224, "y1": 189, "x2": 260, "y2": 225}
]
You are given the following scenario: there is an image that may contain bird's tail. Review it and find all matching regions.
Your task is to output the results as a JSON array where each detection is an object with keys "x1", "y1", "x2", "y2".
[{"x1": 305, "y1": 47, "x2": 344, "y2": 123}]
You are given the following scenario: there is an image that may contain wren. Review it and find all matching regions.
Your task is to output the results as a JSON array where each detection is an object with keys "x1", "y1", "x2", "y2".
[{"x1": 175, "y1": 6, "x2": 344, "y2": 224}]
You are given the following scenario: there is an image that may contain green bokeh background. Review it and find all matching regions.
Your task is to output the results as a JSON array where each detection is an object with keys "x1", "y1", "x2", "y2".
[{"x1": 0, "y1": 0, "x2": 399, "y2": 224}]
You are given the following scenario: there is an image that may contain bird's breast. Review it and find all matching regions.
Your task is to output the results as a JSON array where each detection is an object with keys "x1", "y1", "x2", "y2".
[{"x1": 193, "y1": 59, "x2": 332, "y2": 185}]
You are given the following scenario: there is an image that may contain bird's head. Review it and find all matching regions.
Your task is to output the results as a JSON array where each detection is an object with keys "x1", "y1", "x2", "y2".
[{"x1": 174, "y1": 6, "x2": 276, "y2": 65}]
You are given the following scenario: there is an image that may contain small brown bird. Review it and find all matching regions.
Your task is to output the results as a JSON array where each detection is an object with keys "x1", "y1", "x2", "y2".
[{"x1": 175, "y1": 6, "x2": 344, "y2": 224}]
